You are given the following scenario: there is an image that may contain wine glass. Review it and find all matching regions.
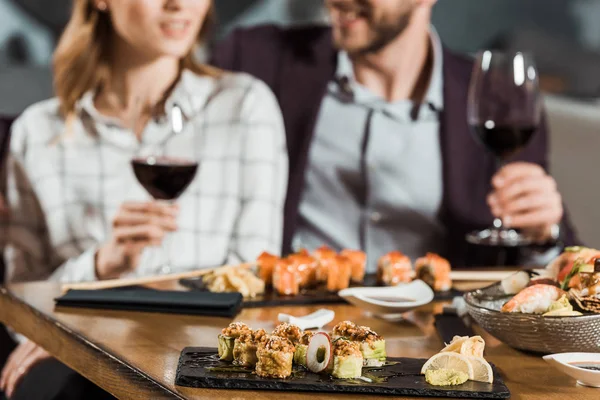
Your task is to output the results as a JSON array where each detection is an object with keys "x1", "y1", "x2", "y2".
[
  {"x1": 465, "y1": 51, "x2": 543, "y2": 247},
  {"x1": 131, "y1": 105, "x2": 198, "y2": 274}
]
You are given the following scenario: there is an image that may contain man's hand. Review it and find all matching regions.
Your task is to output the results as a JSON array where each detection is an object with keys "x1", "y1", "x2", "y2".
[{"x1": 488, "y1": 162, "x2": 563, "y2": 241}]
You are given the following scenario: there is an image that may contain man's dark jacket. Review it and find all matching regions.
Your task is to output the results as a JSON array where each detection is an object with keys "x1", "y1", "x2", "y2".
[{"x1": 210, "y1": 25, "x2": 579, "y2": 266}]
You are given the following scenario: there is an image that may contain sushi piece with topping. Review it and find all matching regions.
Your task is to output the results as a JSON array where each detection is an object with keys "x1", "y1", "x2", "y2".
[
  {"x1": 326, "y1": 256, "x2": 352, "y2": 292},
  {"x1": 415, "y1": 253, "x2": 452, "y2": 292},
  {"x1": 330, "y1": 322, "x2": 386, "y2": 366},
  {"x1": 331, "y1": 338, "x2": 363, "y2": 379},
  {"x1": 341, "y1": 249, "x2": 367, "y2": 283},
  {"x1": 273, "y1": 259, "x2": 300, "y2": 296},
  {"x1": 218, "y1": 322, "x2": 251, "y2": 361},
  {"x1": 272, "y1": 323, "x2": 303, "y2": 344},
  {"x1": 257, "y1": 252, "x2": 279, "y2": 286},
  {"x1": 288, "y1": 253, "x2": 318, "y2": 288},
  {"x1": 256, "y1": 336, "x2": 296, "y2": 378},
  {"x1": 377, "y1": 251, "x2": 413, "y2": 286},
  {"x1": 294, "y1": 331, "x2": 314, "y2": 367},
  {"x1": 313, "y1": 246, "x2": 337, "y2": 282},
  {"x1": 233, "y1": 329, "x2": 268, "y2": 367}
]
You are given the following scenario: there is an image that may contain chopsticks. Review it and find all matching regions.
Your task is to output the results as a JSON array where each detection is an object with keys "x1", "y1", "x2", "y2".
[{"x1": 61, "y1": 263, "x2": 253, "y2": 293}]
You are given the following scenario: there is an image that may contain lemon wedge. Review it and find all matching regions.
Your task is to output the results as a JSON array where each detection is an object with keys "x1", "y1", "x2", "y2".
[
  {"x1": 421, "y1": 353, "x2": 474, "y2": 380},
  {"x1": 467, "y1": 356, "x2": 494, "y2": 384}
]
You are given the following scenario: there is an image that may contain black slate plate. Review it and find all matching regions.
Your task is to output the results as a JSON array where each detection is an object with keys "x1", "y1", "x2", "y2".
[
  {"x1": 180, "y1": 274, "x2": 462, "y2": 308},
  {"x1": 176, "y1": 347, "x2": 510, "y2": 399}
]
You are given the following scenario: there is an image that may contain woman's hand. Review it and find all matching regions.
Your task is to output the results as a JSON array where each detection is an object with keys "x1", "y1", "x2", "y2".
[
  {"x1": 0, "y1": 340, "x2": 51, "y2": 398},
  {"x1": 95, "y1": 201, "x2": 179, "y2": 280},
  {"x1": 488, "y1": 162, "x2": 563, "y2": 241}
]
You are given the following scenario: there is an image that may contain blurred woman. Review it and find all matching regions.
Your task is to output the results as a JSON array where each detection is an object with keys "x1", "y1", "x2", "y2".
[{"x1": 0, "y1": 0, "x2": 287, "y2": 398}]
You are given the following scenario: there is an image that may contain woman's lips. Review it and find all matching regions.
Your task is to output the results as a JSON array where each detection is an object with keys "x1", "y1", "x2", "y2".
[{"x1": 160, "y1": 20, "x2": 191, "y2": 39}]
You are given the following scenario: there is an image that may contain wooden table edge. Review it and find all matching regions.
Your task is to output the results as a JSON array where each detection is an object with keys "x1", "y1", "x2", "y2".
[{"x1": 0, "y1": 286, "x2": 184, "y2": 400}]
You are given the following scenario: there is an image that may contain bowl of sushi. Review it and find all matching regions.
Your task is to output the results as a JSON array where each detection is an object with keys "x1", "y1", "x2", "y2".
[{"x1": 464, "y1": 247, "x2": 600, "y2": 354}]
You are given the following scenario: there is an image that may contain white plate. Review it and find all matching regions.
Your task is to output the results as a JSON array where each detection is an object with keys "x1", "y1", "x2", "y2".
[
  {"x1": 338, "y1": 280, "x2": 434, "y2": 319},
  {"x1": 543, "y1": 353, "x2": 600, "y2": 388}
]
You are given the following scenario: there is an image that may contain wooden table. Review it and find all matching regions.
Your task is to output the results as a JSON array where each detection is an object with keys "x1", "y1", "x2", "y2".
[{"x1": 0, "y1": 281, "x2": 597, "y2": 400}]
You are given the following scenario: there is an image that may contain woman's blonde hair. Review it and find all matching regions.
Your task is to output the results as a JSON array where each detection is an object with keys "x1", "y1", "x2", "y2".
[{"x1": 53, "y1": 0, "x2": 217, "y2": 118}]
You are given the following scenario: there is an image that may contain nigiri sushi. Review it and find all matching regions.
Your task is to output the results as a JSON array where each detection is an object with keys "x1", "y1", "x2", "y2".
[
  {"x1": 415, "y1": 253, "x2": 451, "y2": 292},
  {"x1": 341, "y1": 249, "x2": 367, "y2": 283},
  {"x1": 501, "y1": 284, "x2": 566, "y2": 314},
  {"x1": 377, "y1": 251, "x2": 412, "y2": 286}
]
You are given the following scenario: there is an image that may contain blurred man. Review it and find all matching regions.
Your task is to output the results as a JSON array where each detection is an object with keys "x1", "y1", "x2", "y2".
[{"x1": 212, "y1": 0, "x2": 578, "y2": 268}]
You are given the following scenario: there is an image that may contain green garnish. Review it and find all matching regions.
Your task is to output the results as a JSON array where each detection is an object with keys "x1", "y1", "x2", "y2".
[{"x1": 561, "y1": 260, "x2": 585, "y2": 290}]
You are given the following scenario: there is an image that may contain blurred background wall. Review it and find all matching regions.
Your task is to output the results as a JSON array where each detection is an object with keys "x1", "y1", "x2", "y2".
[{"x1": 1, "y1": 0, "x2": 599, "y2": 245}]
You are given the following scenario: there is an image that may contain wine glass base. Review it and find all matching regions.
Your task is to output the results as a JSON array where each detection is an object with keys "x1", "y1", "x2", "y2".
[{"x1": 466, "y1": 228, "x2": 533, "y2": 247}]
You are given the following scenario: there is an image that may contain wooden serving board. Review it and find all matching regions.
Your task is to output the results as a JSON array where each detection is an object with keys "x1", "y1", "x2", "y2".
[
  {"x1": 175, "y1": 347, "x2": 510, "y2": 399},
  {"x1": 180, "y1": 274, "x2": 463, "y2": 308}
]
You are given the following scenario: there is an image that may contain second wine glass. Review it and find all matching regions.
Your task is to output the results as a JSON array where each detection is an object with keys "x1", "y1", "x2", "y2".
[{"x1": 466, "y1": 50, "x2": 543, "y2": 247}]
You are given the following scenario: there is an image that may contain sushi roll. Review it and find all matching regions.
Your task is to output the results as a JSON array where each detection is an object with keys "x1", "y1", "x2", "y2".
[
  {"x1": 257, "y1": 252, "x2": 280, "y2": 286},
  {"x1": 232, "y1": 328, "x2": 268, "y2": 367},
  {"x1": 377, "y1": 251, "x2": 412, "y2": 286},
  {"x1": 273, "y1": 259, "x2": 300, "y2": 296},
  {"x1": 331, "y1": 338, "x2": 363, "y2": 379},
  {"x1": 313, "y1": 246, "x2": 337, "y2": 282},
  {"x1": 218, "y1": 322, "x2": 251, "y2": 361},
  {"x1": 341, "y1": 249, "x2": 367, "y2": 283},
  {"x1": 294, "y1": 331, "x2": 314, "y2": 367},
  {"x1": 330, "y1": 322, "x2": 386, "y2": 366},
  {"x1": 331, "y1": 321, "x2": 358, "y2": 340},
  {"x1": 288, "y1": 253, "x2": 318, "y2": 288},
  {"x1": 272, "y1": 323, "x2": 303, "y2": 344},
  {"x1": 256, "y1": 336, "x2": 296, "y2": 378},
  {"x1": 353, "y1": 326, "x2": 387, "y2": 366},
  {"x1": 415, "y1": 253, "x2": 452, "y2": 292},
  {"x1": 326, "y1": 256, "x2": 352, "y2": 292}
]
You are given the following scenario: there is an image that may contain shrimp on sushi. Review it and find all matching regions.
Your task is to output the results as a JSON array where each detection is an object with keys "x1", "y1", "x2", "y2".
[
  {"x1": 501, "y1": 284, "x2": 566, "y2": 314},
  {"x1": 415, "y1": 253, "x2": 452, "y2": 292},
  {"x1": 377, "y1": 251, "x2": 412, "y2": 286}
]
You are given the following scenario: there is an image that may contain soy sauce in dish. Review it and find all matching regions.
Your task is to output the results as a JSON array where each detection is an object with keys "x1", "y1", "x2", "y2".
[{"x1": 569, "y1": 362, "x2": 600, "y2": 372}]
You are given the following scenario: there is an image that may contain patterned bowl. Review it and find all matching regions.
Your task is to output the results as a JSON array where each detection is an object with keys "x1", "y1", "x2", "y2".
[{"x1": 464, "y1": 283, "x2": 600, "y2": 354}]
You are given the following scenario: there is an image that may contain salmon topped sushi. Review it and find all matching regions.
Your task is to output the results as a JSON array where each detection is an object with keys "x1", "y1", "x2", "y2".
[
  {"x1": 377, "y1": 251, "x2": 412, "y2": 286},
  {"x1": 326, "y1": 256, "x2": 352, "y2": 292},
  {"x1": 341, "y1": 249, "x2": 367, "y2": 283},
  {"x1": 256, "y1": 336, "x2": 296, "y2": 378},
  {"x1": 273, "y1": 259, "x2": 299, "y2": 296},
  {"x1": 288, "y1": 253, "x2": 318, "y2": 288},
  {"x1": 415, "y1": 253, "x2": 452, "y2": 292},
  {"x1": 313, "y1": 246, "x2": 337, "y2": 282},
  {"x1": 256, "y1": 252, "x2": 280, "y2": 286}
]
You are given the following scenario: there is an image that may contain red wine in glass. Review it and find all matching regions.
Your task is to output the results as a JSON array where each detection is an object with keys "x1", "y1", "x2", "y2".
[
  {"x1": 132, "y1": 157, "x2": 198, "y2": 200},
  {"x1": 466, "y1": 51, "x2": 542, "y2": 247},
  {"x1": 132, "y1": 156, "x2": 198, "y2": 273}
]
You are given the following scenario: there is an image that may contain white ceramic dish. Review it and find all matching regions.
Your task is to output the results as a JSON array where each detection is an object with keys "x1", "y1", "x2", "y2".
[
  {"x1": 543, "y1": 353, "x2": 600, "y2": 388},
  {"x1": 338, "y1": 280, "x2": 434, "y2": 319},
  {"x1": 277, "y1": 309, "x2": 335, "y2": 330}
]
